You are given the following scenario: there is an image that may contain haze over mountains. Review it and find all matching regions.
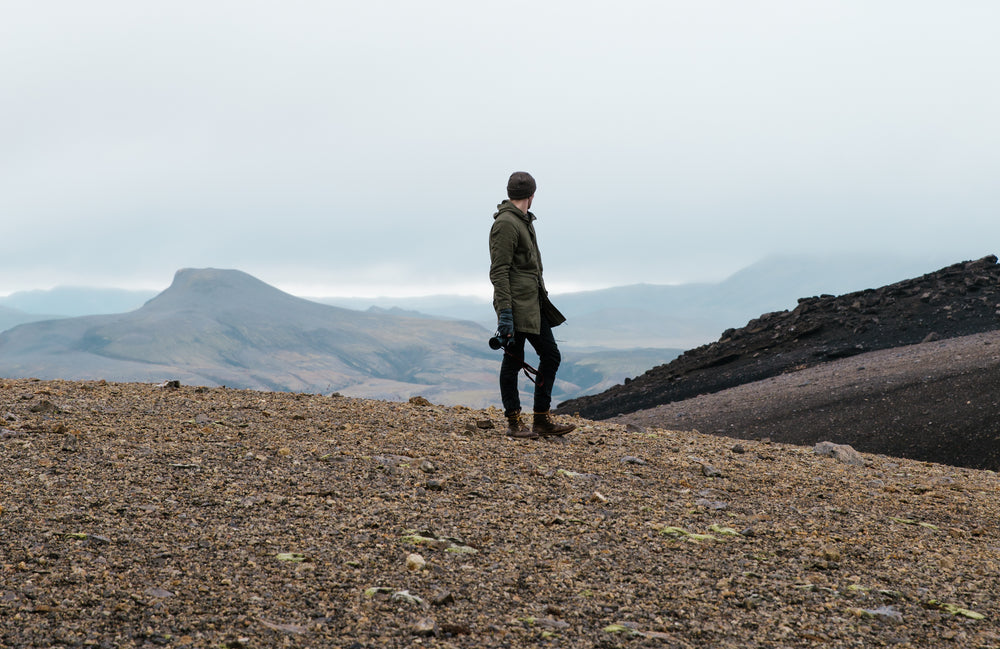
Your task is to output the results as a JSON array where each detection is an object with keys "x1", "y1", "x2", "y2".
[
  {"x1": 0, "y1": 268, "x2": 676, "y2": 407},
  {"x1": 2, "y1": 252, "x2": 952, "y2": 346},
  {"x1": 0, "y1": 253, "x2": 961, "y2": 410}
]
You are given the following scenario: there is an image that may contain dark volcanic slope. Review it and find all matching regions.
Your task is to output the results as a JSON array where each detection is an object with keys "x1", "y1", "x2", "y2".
[
  {"x1": 558, "y1": 256, "x2": 1000, "y2": 420},
  {"x1": 615, "y1": 330, "x2": 1000, "y2": 470}
]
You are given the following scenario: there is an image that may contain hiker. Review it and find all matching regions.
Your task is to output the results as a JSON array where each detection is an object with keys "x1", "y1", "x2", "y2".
[{"x1": 488, "y1": 171, "x2": 576, "y2": 439}]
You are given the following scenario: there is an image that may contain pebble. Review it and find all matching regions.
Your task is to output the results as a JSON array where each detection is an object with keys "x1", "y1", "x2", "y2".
[
  {"x1": 701, "y1": 463, "x2": 723, "y2": 477},
  {"x1": 431, "y1": 591, "x2": 455, "y2": 607},
  {"x1": 814, "y1": 441, "x2": 865, "y2": 466},
  {"x1": 406, "y1": 553, "x2": 426, "y2": 571},
  {"x1": 411, "y1": 617, "x2": 437, "y2": 636}
]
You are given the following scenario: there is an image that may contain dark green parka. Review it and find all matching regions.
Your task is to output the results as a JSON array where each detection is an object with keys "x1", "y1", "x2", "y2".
[{"x1": 489, "y1": 200, "x2": 566, "y2": 335}]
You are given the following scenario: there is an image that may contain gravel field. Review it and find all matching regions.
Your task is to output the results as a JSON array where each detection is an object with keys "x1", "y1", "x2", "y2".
[{"x1": 2, "y1": 378, "x2": 999, "y2": 648}]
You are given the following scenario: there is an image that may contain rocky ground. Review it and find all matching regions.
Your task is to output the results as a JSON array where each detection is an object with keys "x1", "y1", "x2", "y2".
[
  {"x1": 3, "y1": 379, "x2": 1000, "y2": 648},
  {"x1": 558, "y1": 256, "x2": 1000, "y2": 422}
]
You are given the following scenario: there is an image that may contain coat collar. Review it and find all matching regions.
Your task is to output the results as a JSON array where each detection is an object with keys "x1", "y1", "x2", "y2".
[{"x1": 495, "y1": 199, "x2": 536, "y2": 223}]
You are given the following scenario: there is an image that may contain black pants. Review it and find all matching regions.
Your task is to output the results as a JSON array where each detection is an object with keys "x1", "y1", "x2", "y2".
[{"x1": 500, "y1": 316, "x2": 561, "y2": 416}]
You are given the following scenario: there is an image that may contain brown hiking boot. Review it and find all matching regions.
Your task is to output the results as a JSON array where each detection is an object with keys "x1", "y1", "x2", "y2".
[
  {"x1": 532, "y1": 412, "x2": 576, "y2": 437},
  {"x1": 506, "y1": 412, "x2": 538, "y2": 439}
]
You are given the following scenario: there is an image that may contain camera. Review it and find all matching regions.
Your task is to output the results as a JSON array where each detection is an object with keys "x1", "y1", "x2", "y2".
[{"x1": 488, "y1": 332, "x2": 508, "y2": 350}]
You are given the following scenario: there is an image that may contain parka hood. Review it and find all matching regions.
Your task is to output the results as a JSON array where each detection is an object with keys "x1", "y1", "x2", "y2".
[{"x1": 493, "y1": 199, "x2": 535, "y2": 222}]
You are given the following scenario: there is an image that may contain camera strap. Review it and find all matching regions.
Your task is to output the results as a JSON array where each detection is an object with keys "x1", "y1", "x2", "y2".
[{"x1": 503, "y1": 349, "x2": 542, "y2": 386}]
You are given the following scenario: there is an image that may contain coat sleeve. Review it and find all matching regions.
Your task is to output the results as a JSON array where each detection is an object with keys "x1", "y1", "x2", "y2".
[{"x1": 488, "y1": 219, "x2": 517, "y2": 315}]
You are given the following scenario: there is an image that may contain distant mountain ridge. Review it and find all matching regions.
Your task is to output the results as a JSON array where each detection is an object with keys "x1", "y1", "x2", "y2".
[
  {"x1": 557, "y1": 255, "x2": 1000, "y2": 419},
  {"x1": 0, "y1": 304, "x2": 61, "y2": 334},
  {"x1": 319, "y1": 253, "x2": 954, "y2": 349},
  {"x1": 0, "y1": 286, "x2": 157, "y2": 317},
  {"x1": 0, "y1": 268, "x2": 674, "y2": 406}
]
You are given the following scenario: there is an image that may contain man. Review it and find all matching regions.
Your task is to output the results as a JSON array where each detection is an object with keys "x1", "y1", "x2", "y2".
[{"x1": 489, "y1": 171, "x2": 576, "y2": 439}]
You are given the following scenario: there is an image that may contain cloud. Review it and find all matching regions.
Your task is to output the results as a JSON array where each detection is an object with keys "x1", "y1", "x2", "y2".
[{"x1": 1, "y1": 1, "x2": 998, "y2": 295}]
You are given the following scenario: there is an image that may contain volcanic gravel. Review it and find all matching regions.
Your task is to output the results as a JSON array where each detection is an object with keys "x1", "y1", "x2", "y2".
[
  {"x1": 3, "y1": 379, "x2": 1000, "y2": 648},
  {"x1": 614, "y1": 330, "x2": 1000, "y2": 471},
  {"x1": 559, "y1": 255, "x2": 1000, "y2": 421}
]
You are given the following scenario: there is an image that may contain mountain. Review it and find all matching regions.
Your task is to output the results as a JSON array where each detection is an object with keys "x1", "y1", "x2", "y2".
[
  {"x1": 558, "y1": 256, "x2": 1000, "y2": 420},
  {"x1": 0, "y1": 269, "x2": 503, "y2": 405},
  {"x1": 0, "y1": 286, "x2": 158, "y2": 317},
  {"x1": 0, "y1": 304, "x2": 62, "y2": 333},
  {"x1": 0, "y1": 268, "x2": 675, "y2": 407},
  {"x1": 319, "y1": 253, "x2": 954, "y2": 349}
]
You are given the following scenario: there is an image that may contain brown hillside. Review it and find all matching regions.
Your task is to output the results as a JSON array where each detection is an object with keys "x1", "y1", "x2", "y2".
[{"x1": 3, "y1": 379, "x2": 999, "y2": 648}]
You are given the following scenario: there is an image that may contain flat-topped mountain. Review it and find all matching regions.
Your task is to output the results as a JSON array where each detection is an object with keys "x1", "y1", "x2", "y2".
[
  {"x1": 0, "y1": 268, "x2": 672, "y2": 407},
  {"x1": 0, "y1": 268, "x2": 499, "y2": 404}
]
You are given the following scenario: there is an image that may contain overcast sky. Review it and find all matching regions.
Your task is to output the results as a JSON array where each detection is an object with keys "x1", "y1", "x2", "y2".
[{"x1": 2, "y1": 1, "x2": 998, "y2": 298}]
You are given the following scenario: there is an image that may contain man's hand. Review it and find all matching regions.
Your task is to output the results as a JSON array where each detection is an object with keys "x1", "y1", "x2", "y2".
[{"x1": 498, "y1": 309, "x2": 514, "y2": 339}]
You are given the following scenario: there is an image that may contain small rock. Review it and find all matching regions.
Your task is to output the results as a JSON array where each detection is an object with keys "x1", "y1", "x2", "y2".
[
  {"x1": 431, "y1": 591, "x2": 455, "y2": 606},
  {"x1": 861, "y1": 605, "x2": 903, "y2": 623},
  {"x1": 61, "y1": 433, "x2": 79, "y2": 453},
  {"x1": 425, "y1": 479, "x2": 444, "y2": 491},
  {"x1": 694, "y1": 498, "x2": 729, "y2": 510},
  {"x1": 28, "y1": 400, "x2": 59, "y2": 414},
  {"x1": 158, "y1": 380, "x2": 181, "y2": 389},
  {"x1": 392, "y1": 590, "x2": 425, "y2": 606},
  {"x1": 814, "y1": 441, "x2": 865, "y2": 466},
  {"x1": 419, "y1": 460, "x2": 436, "y2": 473},
  {"x1": 406, "y1": 553, "x2": 426, "y2": 571},
  {"x1": 259, "y1": 620, "x2": 307, "y2": 634},
  {"x1": 624, "y1": 423, "x2": 646, "y2": 434},
  {"x1": 439, "y1": 622, "x2": 471, "y2": 635},
  {"x1": 474, "y1": 419, "x2": 495, "y2": 430},
  {"x1": 701, "y1": 463, "x2": 723, "y2": 478},
  {"x1": 412, "y1": 617, "x2": 437, "y2": 637},
  {"x1": 620, "y1": 455, "x2": 646, "y2": 465},
  {"x1": 409, "y1": 396, "x2": 432, "y2": 407},
  {"x1": 590, "y1": 491, "x2": 608, "y2": 504},
  {"x1": 534, "y1": 617, "x2": 570, "y2": 630},
  {"x1": 731, "y1": 444, "x2": 747, "y2": 454}
]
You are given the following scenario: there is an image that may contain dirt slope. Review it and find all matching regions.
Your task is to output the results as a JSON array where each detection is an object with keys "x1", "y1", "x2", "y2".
[
  {"x1": 558, "y1": 256, "x2": 1000, "y2": 421},
  {"x1": 614, "y1": 330, "x2": 1000, "y2": 470},
  {"x1": 3, "y1": 379, "x2": 999, "y2": 648}
]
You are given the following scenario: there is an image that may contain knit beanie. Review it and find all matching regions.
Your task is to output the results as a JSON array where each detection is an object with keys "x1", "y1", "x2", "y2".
[{"x1": 506, "y1": 172, "x2": 536, "y2": 200}]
